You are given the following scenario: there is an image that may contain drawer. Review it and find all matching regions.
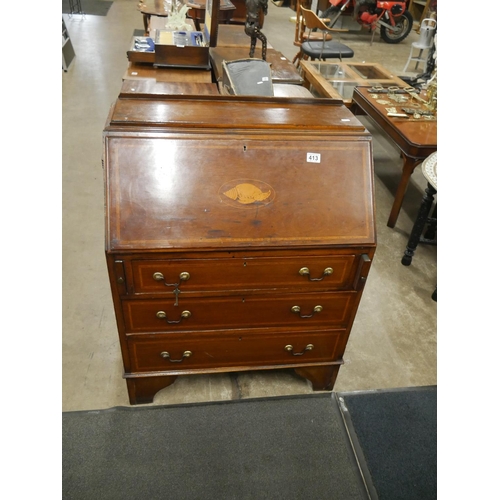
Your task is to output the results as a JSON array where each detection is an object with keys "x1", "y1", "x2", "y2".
[
  {"x1": 122, "y1": 292, "x2": 356, "y2": 333},
  {"x1": 130, "y1": 255, "x2": 358, "y2": 294},
  {"x1": 127, "y1": 329, "x2": 347, "y2": 372}
]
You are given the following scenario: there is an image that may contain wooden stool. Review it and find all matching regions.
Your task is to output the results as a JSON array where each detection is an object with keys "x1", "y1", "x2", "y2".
[{"x1": 401, "y1": 151, "x2": 437, "y2": 267}]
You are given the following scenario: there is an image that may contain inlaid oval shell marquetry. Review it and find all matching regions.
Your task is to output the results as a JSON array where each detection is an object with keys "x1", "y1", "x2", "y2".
[
  {"x1": 224, "y1": 183, "x2": 271, "y2": 204},
  {"x1": 219, "y1": 179, "x2": 275, "y2": 209}
]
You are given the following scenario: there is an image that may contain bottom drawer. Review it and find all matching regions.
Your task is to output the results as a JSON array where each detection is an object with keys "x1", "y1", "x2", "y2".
[{"x1": 127, "y1": 330, "x2": 347, "y2": 373}]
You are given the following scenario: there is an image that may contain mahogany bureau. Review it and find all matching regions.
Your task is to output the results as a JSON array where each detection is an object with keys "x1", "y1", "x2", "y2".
[{"x1": 103, "y1": 93, "x2": 377, "y2": 404}]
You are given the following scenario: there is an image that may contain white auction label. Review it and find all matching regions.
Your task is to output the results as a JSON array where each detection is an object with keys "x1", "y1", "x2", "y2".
[{"x1": 307, "y1": 153, "x2": 321, "y2": 163}]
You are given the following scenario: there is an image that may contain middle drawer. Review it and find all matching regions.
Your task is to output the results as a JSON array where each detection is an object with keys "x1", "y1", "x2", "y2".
[{"x1": 122, "y1": 291, "x2": 356, "y2": 334}]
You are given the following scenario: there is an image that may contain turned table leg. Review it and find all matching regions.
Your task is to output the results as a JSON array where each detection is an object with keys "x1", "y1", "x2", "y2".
[
  {"x1": 401, "y1": 182, "x2": 437, "y2": 266},
  {"x1": 387, "y1": 155, "x2": 422, "y2": 228}
]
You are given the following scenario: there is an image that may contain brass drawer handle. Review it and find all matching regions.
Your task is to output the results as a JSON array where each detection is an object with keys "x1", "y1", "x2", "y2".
[
  {"x1": 299, "y1": 267, "x2": 333, "y2": 281},
  {"x1": 156, "y1": 310, "x2": 191, "y2": 324},
  {"x1": 160, "y1": 350, "x2": 192, "y2": 363},
  {"x1": 153, "y1": 271, "x2": 190, "y2": 284},
  {"x1": 291, "y1": 305, "x2": 323, "y2": 318},
  {"x1": 284, "y1": 344, "x2": 314, "y2": 356}
]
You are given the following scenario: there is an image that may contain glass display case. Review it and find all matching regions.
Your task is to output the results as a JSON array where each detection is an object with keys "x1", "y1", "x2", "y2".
[{"x1": 300, "y1": 61, "x2": 408, "y2": 106}]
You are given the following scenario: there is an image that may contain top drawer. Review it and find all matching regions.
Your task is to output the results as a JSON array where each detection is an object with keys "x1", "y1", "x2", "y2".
[{"x1": 130, "y1": 255, "x2": 358, "y2": 294}]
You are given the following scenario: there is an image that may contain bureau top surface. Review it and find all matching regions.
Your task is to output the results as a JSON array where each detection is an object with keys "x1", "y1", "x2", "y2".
[{"x1": 104, "y1": 96, "x2": 376, "y2": 252}]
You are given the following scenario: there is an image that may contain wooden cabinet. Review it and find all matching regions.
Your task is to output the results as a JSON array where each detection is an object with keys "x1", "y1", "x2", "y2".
[{"x1": 103, "y1": 92, "x2": 376, "y2": 404}]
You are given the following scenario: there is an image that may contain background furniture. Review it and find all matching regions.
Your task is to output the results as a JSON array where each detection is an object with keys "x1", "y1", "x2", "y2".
[
  {"x1": 67, "y1": 0, "x2": 83, "y2": 15},
  {"x1": 408, "y1": 0, "x2": 437, "y2": 31},
  {"x1": 137, "y1": 0, "x2": 169, "y2": 34},
  {"x1": 104, "y1": 93, "x2": 376, "y2": 404},
  {"x1": 137, "y1": 0, "x2": 235, "y2": 34},
  {"x1": 294, "y1": 6, "x2": 353, "y2": 66},
  {"x1": 403, "y1": 17, "x2": 436, "y2": 72},
  {"x1": 226, "y1": 0, "x2": 265, "y2": 25},
  {"x1": 123, "y1": 62, "x2": 213, "y2": 83},
  {"x1": 352, "y1": 86, "x2": 437, "y2": 228},
  {"x1": 62, "y1": 17, "x2": 76, "y2": 71},
  {"x1": 292, "y1": 0, "x2": 333, "y2": 64},
  {"x1": 210, "y1": 46, "x2": 304, "y2": 86},
  {"x1": 185, "y1": 0, "x2": 236, "y2": 31},
  {"x1": 216, "y1": 22, "x2": 269, "y2": 47},
  {"x1": 119, "y1": 80, "x2": 220, "y2": 97},
  {"x1": 301, "y1": 60, "x2": 407, "y2": 107},
  {"x1": 401, "y1": 151, "x2": 437, "y2": 266}
]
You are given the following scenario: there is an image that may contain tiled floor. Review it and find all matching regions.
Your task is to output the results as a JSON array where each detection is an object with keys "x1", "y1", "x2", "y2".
[{"x1": 62, "y1": 0, "x2": 436, "y2": 411}]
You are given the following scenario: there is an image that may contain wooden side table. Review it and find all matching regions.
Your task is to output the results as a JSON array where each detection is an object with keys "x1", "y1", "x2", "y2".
[
  {"x1": 185, "y1": 0, "x2": 236, "y2": 31},
  {"x1": 401, "y1": 151, "x2": 437, "y2": 266},
  {"x1": 352, "y1": 86, "x2": 437, "y2": 228},
  {"x1": 137, "y1": 0, "x2": 169, "y2": 35}
]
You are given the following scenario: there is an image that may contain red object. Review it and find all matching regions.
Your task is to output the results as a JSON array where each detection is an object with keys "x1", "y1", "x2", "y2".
[{"x1": 360, "y1": 11, "x2": 378, "y2": 24}]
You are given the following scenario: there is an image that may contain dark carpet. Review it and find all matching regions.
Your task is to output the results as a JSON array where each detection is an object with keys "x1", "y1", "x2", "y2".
[
  {"x1": 63, "y1": 394, "x2": 369, "y2": 500},
  {"x1": 62, "y1": 0, "x2": 113, "y2": 16},
  {"x1": 339, "y1": 386, "x2": 437, "y2": 500}
]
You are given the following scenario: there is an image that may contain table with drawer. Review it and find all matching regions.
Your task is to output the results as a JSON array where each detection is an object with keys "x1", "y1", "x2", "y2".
[{"x1": 103, "y1": 93, "x2": 376, "y2": 404}]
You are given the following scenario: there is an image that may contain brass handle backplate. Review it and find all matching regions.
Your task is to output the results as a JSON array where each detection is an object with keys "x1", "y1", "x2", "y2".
[
  {"x1": 291, "y1": 305, "x2": 323, "y2": 318},
  {"x1": 156, "y1": 310, "x2": 191, "y2": 324},
  {"x1": 299, "y1": 267, "x2": 333, "y2": 281},
  {"x1": 284, "y1": 344, "x2": 314, "y2": 356},
  {"x1": 160, "y1": 350, "x2": 192, "y2": 362}
]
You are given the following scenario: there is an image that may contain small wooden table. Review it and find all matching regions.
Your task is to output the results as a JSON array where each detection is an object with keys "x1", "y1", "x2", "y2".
[
  {"x1": 300, "y1": 61, "x2": 408, "y2": 108},
  {"x1": 137, "y1": 0, "x2": 236, "y2": 34},
  {"x1": 137, "y1": 0, "x2": 169, "y2": 35},
  {"x1": 185, "y1": 0, "x2": 236, "y2": 31},
  {"x1": 352, "y1": 86, "x2": 437, "y2": 228}
]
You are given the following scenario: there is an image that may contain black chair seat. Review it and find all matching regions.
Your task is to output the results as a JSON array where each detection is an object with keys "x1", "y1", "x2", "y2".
[{"x1": 301, "y1": 41, "x2": 354, "y2": 59}]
